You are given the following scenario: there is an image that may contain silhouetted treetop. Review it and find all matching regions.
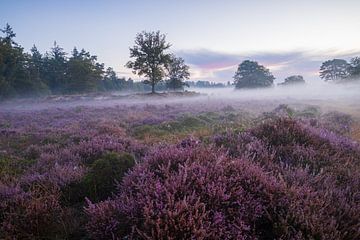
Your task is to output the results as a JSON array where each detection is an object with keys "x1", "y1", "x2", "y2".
[
  {"x1": 234, "y1": 60, "x2": 274, "y2": 89},
  {"x1": 0, "y1": 23, "x2": 16, "y2": 45},
  {"x1": 278, "y1": 75, "x2": 305, "y2": 86},
  {"x1": 166, "y1": 54, "x2": 190, "y2": 90},
  {"x1": 319, "y1": 59, "x2": 349, "y2": 81},
  {"x1": 348, "y1": 57, "x2": 360, "y2": 79},
  {"x1": 126, "y1": 31, "x2": 172, "y2": 93}
]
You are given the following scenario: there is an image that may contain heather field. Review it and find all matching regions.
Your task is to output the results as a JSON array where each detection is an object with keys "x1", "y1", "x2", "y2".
[
  {"x1": 0, "y1": 93, "x2": 360, "y2": 240},
  {"x1": 2, "y1": 0, "x2": 360, "y2": 239}
]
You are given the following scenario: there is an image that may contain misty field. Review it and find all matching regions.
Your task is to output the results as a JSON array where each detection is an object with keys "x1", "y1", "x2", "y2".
[{"x1": 0, "y1": 92, "x2": 360, "y2": 240}]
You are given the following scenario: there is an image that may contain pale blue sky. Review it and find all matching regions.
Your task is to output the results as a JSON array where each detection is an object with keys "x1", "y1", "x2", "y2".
[{"x1": 1, "y1": 0, "x2": 360, "y2": 82}]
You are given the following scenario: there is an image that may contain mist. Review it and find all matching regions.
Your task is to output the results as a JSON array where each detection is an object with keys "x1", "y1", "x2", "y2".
[
  {"x1": 0, "y1": 79, "x2": 358, "y2": 113},
  {"x1": 195, "y1": 80, "x2": 359, "y2": 99}
]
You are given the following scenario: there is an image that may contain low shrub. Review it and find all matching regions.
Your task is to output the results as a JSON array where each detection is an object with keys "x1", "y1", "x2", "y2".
[
  {"x1": 321, "y1": 111, "x2": 353, "y2": 135},
  {"x1": 85, "y1": 144, "x2": 289, "y2": 239},
  {"x1": 295, "y1": 105, "x2": 321, "y2": 118},
  {"x1": 214, "y1": 117, "x2": 360, "y2": 239},
  {"x1": 63, "y1": 152, "x2": 135, "y2": 204},
  {"x1": 0, "y1": 183, "x2": 65, "y2": 239}
]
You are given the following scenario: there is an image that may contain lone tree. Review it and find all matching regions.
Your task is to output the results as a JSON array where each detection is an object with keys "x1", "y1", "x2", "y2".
[
  {"x1": 278, "y1": 75, "x2": 305, "y2": 86},
  {"x1": 319, "y1": 59, "x2": 349, "y2": 81},
  {"x1": 234, "y1": 60, "x2": 274, "y2": 89},
  {"x1": 166, "y1": 54, "x2": 190, "y2": 91},
  {"x1": 126, "y1": 31, "x2": 171, "y2": 93}
]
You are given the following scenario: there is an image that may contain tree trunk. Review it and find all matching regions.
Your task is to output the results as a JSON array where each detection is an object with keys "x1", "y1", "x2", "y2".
[{"x1": 151, "y1": 81, "x2": 155, "y2": 93}]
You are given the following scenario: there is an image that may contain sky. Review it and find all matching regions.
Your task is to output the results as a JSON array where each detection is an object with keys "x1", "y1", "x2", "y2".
[{"x1": 1, "y1": 0, "x2": 360, "y2": 83}]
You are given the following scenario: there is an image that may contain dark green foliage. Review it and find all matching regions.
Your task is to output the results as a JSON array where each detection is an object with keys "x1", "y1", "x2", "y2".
[
  {"x1": 319, "y1": 57, "x2": 360, "y2": 82},
  {"x1": 41, "y1": 42, "x2": 68, "y2": 94},
  {"x1": 234, "y1": 60, "x2": 275, "y2": 88},
  {"x1": 63, "y1": 152, "x2": 135, "y2": 204},
  {"x1": 66, "y1": 48, "x2": 104, "y2": 93},
  {"x1": 41, "y1": 44, "x2": 106, "y2": 94},
  {"x1": 0, "y1": 24, "x2": 134, "y2": 99},
  {"x1": 279, "y1": 75, "x2": 305, "y2": 85},
  {"x1": 0, "y1": 24, "x2": 44, "y2": 99},
  {"x1": 319, "y1": 59, "x2": 349, "y2": 81},
  {"x1": 348, "y1": 57, "x2": 360, "y2": 79},
  {"x1": 101, "y1": 67, "x2": 127, "y2": 91},
  {"x1": 84, "y1": 152, "x2": 135, "y2": 201},
  {"x1": 28, "y1": 45, "x2": 49, "y2": 95},
  {"x1": 166, "y1": 54, "x2": 190, "y2": 91}
]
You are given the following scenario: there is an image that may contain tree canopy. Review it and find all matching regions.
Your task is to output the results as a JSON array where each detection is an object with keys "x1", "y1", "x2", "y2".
[
  {"x1": 233, "y1": 60, "x2": 274, "y2": 89},
  {"x1": 166, "y1": 54, "x2": 190, "y2": 90},
  {"x1": 348, "y1": 57, "x2": 360, "y2": 79},
  {"x1": 319, "y1": 59, "x2": 349, "y2": 81},
  {"x1": 319, "y1": 58, "x2": 360, "y2": 83},
  {"x1": 126, "y1": 31, "x2": 172, "y2": 93},
  {"x1": 4, "y1": 22, "x2": 360, "y2": 100},
  {"x1": 278, "y1": 75, "x2": 305, "y2": 86},
  {"x1": 66, "y1": 48, "x2": 104, "y2": 93},
  {"x1": 0, "y1": 27, "x2": 177, "y2": 100}
]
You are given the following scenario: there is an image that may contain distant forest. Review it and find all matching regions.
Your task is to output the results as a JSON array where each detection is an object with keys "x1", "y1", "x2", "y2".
[
  {"x1": 0, "y1": 25, "x2": 193, "y2": 100},
  {"x1": 1, "y1": 24, "x2": 359, "y2": 100}
]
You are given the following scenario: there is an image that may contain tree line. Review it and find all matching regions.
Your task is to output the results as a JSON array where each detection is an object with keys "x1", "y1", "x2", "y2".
[
  {"x1": 0, "y1": 24, "x2": 107, "y2": 99},
  {"x1": 319, "y1": 58, "x2": 360, "y2": 82},
  {"x1": 2, "y1": 24, "x2": 360, "y2": 99},
  {"x1": 185, "y1": 81, "x2": 229, "y2": 88},
  {"x1": 0, "y1": 25, "x2": 191, "y2": 100},
  {"x1": 125, "y1": 31, "x2": 359, "y2": 91},
  {"x1": 232, "y1": 57, "x2": 360, "y2": 89}
]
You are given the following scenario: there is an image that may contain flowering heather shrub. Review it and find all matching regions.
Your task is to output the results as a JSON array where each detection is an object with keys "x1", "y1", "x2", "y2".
[
  {"x1": 320, "y1": 111, "x2": 353, "y2": 135},
  {"x1": 1, "y1": 102, "x2": 360, "y2": 239},
  {"x1": 0, "y1": 182, "x2": 64, "y2": 239},
  {"x1": 0, "y1": 107, "x2": 147, "y2": 239},
  {"x1": 86, "y1": 144, "x2": 290, "y2": 239},
  {"x1": 214, "y1": 117, "x2": 360, "y2": 239}
]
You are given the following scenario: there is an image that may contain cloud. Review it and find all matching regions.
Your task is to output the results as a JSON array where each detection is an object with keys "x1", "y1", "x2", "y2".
[
  {"x1": 177, "y1": 49, "x2": 242, "y2": 70},
  {"x1": 176, "y1": 49, "x2": 360, "y2": 83}
]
